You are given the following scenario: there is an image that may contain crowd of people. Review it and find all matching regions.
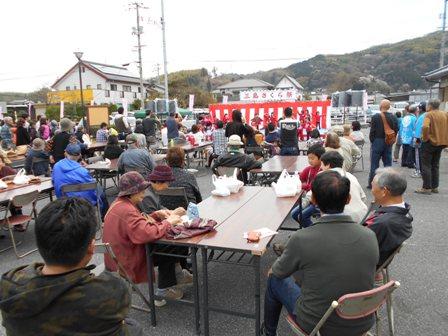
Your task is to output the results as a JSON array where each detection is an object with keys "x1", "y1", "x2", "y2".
[{"x1": 0, "y1": 97, "x2": 445, "y2": 335}]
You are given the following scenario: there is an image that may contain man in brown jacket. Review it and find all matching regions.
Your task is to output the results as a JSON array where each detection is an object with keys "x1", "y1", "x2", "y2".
[{"x1": 416, "y1": 99, "x2": 448, "y2": 194}]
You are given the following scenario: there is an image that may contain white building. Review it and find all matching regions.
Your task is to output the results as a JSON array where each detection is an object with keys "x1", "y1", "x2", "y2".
[
  {"x1": 275, "y1": 75, "x2": 304, "y2": 93},
  {"x1": 49, "y1": 61, "x2": 154, "y2": 105}
]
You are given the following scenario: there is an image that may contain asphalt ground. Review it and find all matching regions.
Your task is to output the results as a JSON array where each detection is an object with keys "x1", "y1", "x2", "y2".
[{"x1": 0, "y1": 131, "x2": 447, "y2": 336}]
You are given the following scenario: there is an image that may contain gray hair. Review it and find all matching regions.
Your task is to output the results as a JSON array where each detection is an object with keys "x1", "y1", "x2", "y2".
[
  {"x1": 375, "y1": 167, "x2": 407, "y2": 196},
  {"x1": 409, "y1": 104, "x2": 418, "y2": 114},
  {"x1": 428, "y1": 98, "x2": 440, "y2": 110}
]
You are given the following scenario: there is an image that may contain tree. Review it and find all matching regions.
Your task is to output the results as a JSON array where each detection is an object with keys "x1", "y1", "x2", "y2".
[{"x1": 27, "y1": 87, "x2": 51, "y2": 104}]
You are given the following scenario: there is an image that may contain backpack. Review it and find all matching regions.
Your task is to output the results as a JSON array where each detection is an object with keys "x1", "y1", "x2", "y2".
[{"x1": 380, "y1": 112, "x2": 396, "y2": 146}]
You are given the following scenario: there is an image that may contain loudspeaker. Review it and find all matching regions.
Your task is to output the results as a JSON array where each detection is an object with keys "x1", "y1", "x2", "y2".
[
  {"x1": 145, "y1": 101, "x2": 155, "y2": 112},
  {"x1": 156, "y1": 99, "x2": 167, "y2": 114}
]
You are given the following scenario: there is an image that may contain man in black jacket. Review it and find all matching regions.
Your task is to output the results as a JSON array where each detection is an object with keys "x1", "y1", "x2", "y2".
[
  {"x1": 363, "y1": 167, "x2": 413, "y2": 266},
  {"x1": 368, "y1": 99, "x2": 399, "y2": 188},
  {"x1": 211, "y1": 134, "x2": 262, "y2": 183}
]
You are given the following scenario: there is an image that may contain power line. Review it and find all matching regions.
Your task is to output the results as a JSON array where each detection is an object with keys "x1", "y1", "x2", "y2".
[{"x1": 200, "y1": 57, "x2": 307, "y2": 63}]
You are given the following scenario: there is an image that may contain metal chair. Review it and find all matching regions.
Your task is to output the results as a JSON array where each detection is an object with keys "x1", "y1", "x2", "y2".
[
  {"x1": 157, "y1": 187, "x2": 189, "y2": 210},
  {"x1": 61, "y1": 182, "x2": 102, "y2": 238},
  {"x1": 86, "y1": 155, "x2": 104, "y2": 164},
  {"x1": 31, "y1": 157, "x2": 50, "y2": 176},
  {"x1": 94, "y1": 243, "x2": 157, "y2": 313},
  {"x1": 354, "y1": 139, "x2": 365, "y2": 171},
  {"x1": 216, "y1": 166, "x2": 240, "y2": 178},
  {"x1": 375, "y1": 244, "x2": 405, "y2": 336},
  {"x1": 286, "y1": 281, "x2": 401, "y2": 336},
  {"x1": 0, "y1": 190, "x2": 39, "y2": 258}
]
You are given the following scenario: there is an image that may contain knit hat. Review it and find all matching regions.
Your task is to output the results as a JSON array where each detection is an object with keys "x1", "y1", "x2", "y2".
[
  {"x1": 32, "y1": 138, "x2": 45, "y2": 151},
  {"x1": 60, "y1": 118, "x2": 73, "y2": 131},
  {"x1": 147, "y1": 165, "x2": 175, "y2": 182},
  {"x1": 118, "y1": 171, "x2": 151, "y2": 197},
  {"x1": 228, "y1": 134, "x2": 244, "y2": 146},
  {"x1": 65, "y1": 143, "x2": 81, "y2": 156},
  {"x1": 126, "y1": 133, "x2": 138, "y2": 144}
]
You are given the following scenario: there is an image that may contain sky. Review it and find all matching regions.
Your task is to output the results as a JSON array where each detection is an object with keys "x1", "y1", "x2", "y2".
[{"x1": 0, "y1": 0, "x2": 444, "y2": 92}]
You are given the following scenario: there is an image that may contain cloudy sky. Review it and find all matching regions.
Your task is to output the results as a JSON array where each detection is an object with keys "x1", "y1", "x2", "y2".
[{"x1": 0, "y1": 0, "x2": 443, "y2": 92}]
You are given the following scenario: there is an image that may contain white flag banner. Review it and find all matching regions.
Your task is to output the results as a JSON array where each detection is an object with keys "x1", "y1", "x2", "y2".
[
  {"x1": 122, "y1": 99, "x2": 128, "y2": 116},
  {"x1": 60, "y1": 101, "x2": 64, "y2": 119},
  {"x1": 188, "y1": 94, "x2": 194, "y2": 111},
  {"x1": 222, "y1": 95, "x2": 228, "y2": 104}
]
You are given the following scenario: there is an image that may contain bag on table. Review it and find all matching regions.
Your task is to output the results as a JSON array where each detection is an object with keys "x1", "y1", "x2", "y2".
[
  {"x1": 212, "y1": 168, "x2": 244, "y2": 194},
  {"x1": 271, "y1": 169, "x2": 299, "y2": 197},
  {"x1": 13, "y1": 168, "x2": 31, "y2": 185}
]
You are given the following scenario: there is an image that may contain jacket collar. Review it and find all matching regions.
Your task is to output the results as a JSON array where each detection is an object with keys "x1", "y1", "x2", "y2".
[
  {"x1": 376, "y1": 202, "x2": 411, "y2": 215},
  {"x1": 313, "y1": 214, "x2": 355, "y2": 225}
]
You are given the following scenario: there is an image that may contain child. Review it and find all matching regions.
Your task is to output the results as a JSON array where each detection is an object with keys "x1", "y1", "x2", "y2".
[
  {"x1": 264, "y1": 123, "x2": 279, "y2": 144},
  {"x1": 299, "y1": 144, "x2": 325, "y2": 191}
]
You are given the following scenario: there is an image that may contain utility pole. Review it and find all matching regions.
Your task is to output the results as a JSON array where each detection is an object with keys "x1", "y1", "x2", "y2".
[
  {"x1": 440, "y1": 0, "x2": 448, "y2": 67},
  {"x1": 161, "y1": 0, "x2": 169, "y2": 114},
  {"x1": 130, "y1": 2, "x2": 147, "y2": 104}
]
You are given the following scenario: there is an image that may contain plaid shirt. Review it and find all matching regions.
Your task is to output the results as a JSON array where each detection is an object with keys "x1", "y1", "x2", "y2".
[
  {"x1": 212, "y1": 129, "x2": 226, "y2": 155},
  {"x1": 96, "y1": 129, "x2": 108, "y2": 142}
]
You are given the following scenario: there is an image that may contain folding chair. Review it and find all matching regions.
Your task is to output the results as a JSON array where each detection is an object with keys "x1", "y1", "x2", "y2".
[
  {"x1": 286, "y1": 281, "x2": 401, "y2": 336},
  {"x1": 94, "y1": 243, "x2": 157, "y2": 313},
  {"x1": 375, "y1": 243, "x2": 405, "y2": 336},
  {"x1": 157, "y1": 187, "x2": 189, "y2": 210},
  {"x1": 354, "y1": 139, "x2": 365, "y2": 171},
  {"x1": 61, "y1": 182, "x2": 102, "y2": 239},
  {"x1": 0, "y1": 190, "x2": 39, "y2": 258}
]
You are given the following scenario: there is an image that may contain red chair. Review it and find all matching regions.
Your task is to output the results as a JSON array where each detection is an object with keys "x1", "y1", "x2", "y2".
[{"x1": 286, "y1": 281, "x2": 400, "y2": 336}]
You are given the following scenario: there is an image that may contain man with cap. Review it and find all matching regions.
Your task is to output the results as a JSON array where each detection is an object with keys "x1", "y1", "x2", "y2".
[
  {"x1": 103, "y1": 171, "x2": 190, "y2": 301},
  {"x1": 50, "y1": 118, "x2": 75, "y2": 164},
  {"x1": 117, "y1": 134, "x2": 155, "y2": 177},
  {"x1": 24, "y1": 138, "x2": 50, "y2": 176},
  {"x1": 52, "y1": 143, "x2": 108, "y2": 216},
  {"x1": 211, "y1": 134, "x2": 262, "y2": 184}
]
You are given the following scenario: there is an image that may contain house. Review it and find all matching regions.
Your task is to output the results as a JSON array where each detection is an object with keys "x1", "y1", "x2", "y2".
[
  {"x1": 213, "y1": 78, "x2": 274, "y2": 101},
  {"x1": 48, "y1": 61, "x2": 159, "y2": 105},
  {"x1": 275, "y1": 75, "x2": 304, "y2": 93},
  {"x1": 423, "y1": 65, "x2": 447, "y2": 110}
]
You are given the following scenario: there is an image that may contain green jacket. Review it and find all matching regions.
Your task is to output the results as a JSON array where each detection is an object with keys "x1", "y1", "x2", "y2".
[{"x1": 0, "y1": 263, "x2": 131, "y2": 336}]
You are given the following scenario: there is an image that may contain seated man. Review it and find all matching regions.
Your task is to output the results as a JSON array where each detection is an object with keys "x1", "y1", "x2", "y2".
[
  {"x1": 263, "y1": 171, "x2": 379, "y2": 336},
  {"x1": 364, "y1": 167, "x2": 413, "y2": 266},
  {"x1": 0, "y1": 198, "x2": 142, "y2": 336},
  {"x1": 103, "y1": 171, "x2": 191, "y2": 301},
  {"x1": 52, "y1": 143, "x2": 107, "y2": 217},
  {"x1": 211, "y1": 134, "x2": 262, "y2": 184},
  {"x1": 117, "y1": 134, "x2": 155, "y2": 177}
]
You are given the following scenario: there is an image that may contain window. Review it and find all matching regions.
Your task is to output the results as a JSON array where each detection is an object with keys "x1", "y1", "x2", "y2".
[
  {"x1": 66, "y1": 86, "x2": 70, "y2": 91},
  {"x1": 120, "y1": 91, "x2": 124, "y2": 98},
  {"x1": 123, "y1": 85, "x2": 132, "y2": 92},
  {"x1": 82, "y1": 67, "x2": 86, "y2": 73},
  {"x1": 105, "y1": 90, "x2": 110, "y2": 97},
  {"x1": 138, "y1": 87, "x2": 141, "y2": 93},
  {"x1": 134, "y1": 92, "x2": 137, "y2": 99},
  {"x1": 74, "y1": 85, "x2": 77, "y2": 90},
  {"x1": 86, "y1": 85, "x2": 91, "y2": 89},
  {"x1": 97, "y1": 84, "x2": 102, "y2": 90},
  {"x1": 110, "y1": 84, "x2": 118, "y2": 91}
]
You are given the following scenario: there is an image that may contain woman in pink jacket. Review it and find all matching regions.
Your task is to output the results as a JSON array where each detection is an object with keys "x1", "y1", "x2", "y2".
[{"x1": 103, "y1": 170, "x2": 191, "y2": 302}]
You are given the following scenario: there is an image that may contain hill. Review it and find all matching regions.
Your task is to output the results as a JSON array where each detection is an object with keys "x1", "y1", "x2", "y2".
[{"x1": 213, "y1": 31, "x2": 443, "y2": 94}]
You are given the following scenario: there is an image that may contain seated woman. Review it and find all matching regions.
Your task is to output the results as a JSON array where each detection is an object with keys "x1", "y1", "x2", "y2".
[
  {"x1": 25, "y1": 138, "x2": 50, "y2": 176},
  {"x1": 103, "y1": 171, "x2": 190, "y2": 301},
  {"x1": 324, "y1": 132, "x2": 353, "y2": 172},
  {"x1": 245, "y1": 125, "x2": 263, "y2": 158},
  {"x1": 166, "y1": 147, "x2": 202, "y2": 208},
  {"x1": 306, "y1": 128, "x2": 323, "y2": 149},
  {"x1": 103, "y1": 135, "x2": 124, "y2": 160},
  {"x1": 350, "y1": 121, "x2": 365, "y2": 142}
]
